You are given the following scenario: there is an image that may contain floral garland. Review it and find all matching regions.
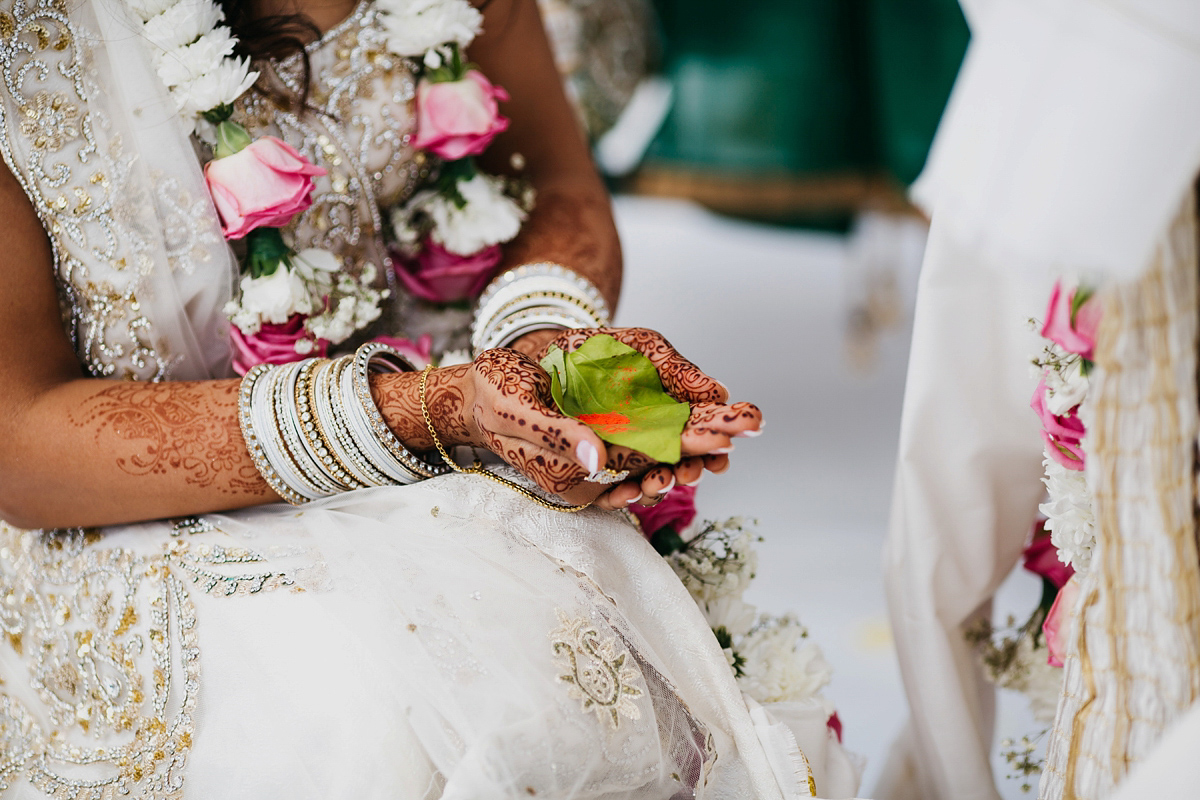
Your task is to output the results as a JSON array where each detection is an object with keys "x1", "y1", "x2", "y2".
[
  {"x1": 966, "y1": 279, "x2": 1101, "y2": 791},
  {"x1": 631, "y1": 487, "x2": 844, "y2": 741},
  {"x1": 132, "y1": 0, "x2": 532, "y2": 372}
]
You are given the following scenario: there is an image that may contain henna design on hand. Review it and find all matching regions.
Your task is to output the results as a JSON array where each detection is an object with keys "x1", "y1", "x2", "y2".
[
  {"x1": 688, "y1": 401, "x2": 763, "y2": 429},
  {"x1": 541, "y1": 327, "x2": 727, "y2": 404},
  {"x1": 70, "y1": 381, "x2": 265, "y2": 494}
]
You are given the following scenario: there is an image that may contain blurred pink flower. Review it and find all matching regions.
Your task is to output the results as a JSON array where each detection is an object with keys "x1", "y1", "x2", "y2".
[
  {"x1": 230, "y1": 315, "x2": 326, "y2": 375},
  {"x1": 371, "y1": 333, "x2": 434, "y2": 369},
  {"x1": 630, "y1": 485, "x2": 697, "y2": 537},
  {"x1": 392, "y1": 239, "x2": 502, "y2": 304},
  {"x1": 205, "y1": 137, "x2": 325, "y2": 240},
  {"x1": 1023, "y1": 519, "x2": 1074, "y2": 589},
  {"x1": 1043, "y1": 575, "x2": 1081, "y2": 668},
  {"x1": 1032, "y1": 379, "x2": 1086, "y2": 470},
  {"x1": 827, "y1": 711, "x2": 843, "y2": 743},
  {"x1": 413, "y1": 70, "x2": 510, "y2": 161},
  {"x1": 1041, "y1": 281, "x2": 1101, "y2": 360}
]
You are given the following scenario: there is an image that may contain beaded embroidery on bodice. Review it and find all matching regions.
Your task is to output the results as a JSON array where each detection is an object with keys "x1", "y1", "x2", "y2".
[{"x1": 233, "y1": 1, "x2": 465, "y2": 350}]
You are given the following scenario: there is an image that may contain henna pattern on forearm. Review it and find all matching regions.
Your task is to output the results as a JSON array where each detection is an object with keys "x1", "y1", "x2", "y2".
[
  {"x1": 502, "y1": 186, "x2": 620, "y2": 304},
  {"x1": 70, "y1": 381, "x2": 266, "y2": 494}
]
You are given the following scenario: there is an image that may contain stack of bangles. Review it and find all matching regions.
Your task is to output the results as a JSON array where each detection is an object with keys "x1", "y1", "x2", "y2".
[
  {"x1": 471, "y1": 262, "x2": 611, "y2": 356},
  {"x1": 238, "y1": 342, "x2": 449, "y2": 505},
  {"x1": 241, "y1": 264, "x2": 612, "y2": 505}
]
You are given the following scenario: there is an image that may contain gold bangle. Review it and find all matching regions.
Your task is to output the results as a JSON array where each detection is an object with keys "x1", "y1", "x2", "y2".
[{"x1": 418, "y1": 365, "x2": 591, "y2": 513}]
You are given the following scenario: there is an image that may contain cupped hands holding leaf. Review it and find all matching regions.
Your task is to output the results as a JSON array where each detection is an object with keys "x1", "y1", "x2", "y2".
[{"x1": 531, "y1": 327, "x2": 764, "y2": 511}]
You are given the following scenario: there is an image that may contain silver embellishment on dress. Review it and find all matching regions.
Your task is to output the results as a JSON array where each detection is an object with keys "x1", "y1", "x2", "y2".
[
  {"x1": 550, "y1": 609, "x2": 644, "y2": 730},
  {"x1": 0, "y1": 525, "x2": 198, "y2": 799},
  {"x1": 0, "y1": 0, "x2": 174, "y2": 380}
]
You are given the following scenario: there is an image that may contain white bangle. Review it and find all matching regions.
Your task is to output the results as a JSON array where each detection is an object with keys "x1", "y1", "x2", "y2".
[
  {"x1": 345, "y1": 342, "x2": 449, "y2": 483},
  {"x1": 239, "y1": 364, "x2": 308, "y2": 506},
  {"x1": 471, "y1": 262, "x2": 610, "y2": 356}
]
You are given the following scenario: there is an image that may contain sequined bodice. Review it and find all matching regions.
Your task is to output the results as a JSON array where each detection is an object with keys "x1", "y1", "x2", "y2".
[
  {"x1": 234, "y1": 1, "x2": 425, "y2": 293},
  {"x1": 234, "y1": 1, "x2": 476, "y2": 353}
]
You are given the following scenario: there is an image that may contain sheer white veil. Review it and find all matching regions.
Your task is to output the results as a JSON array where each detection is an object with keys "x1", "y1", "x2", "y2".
[{"x1": 0, "y1": 0, "x2": 235, "y2": 381}]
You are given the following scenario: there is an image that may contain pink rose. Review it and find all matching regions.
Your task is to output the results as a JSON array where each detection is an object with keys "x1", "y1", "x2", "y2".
[
  {"x1": 230, "y1": 315, "x2": 327, "y2": 376},
  {"x1": 1041, "y1": 281, "x2": 1101, "y2": 360},
  {"x1": 205, "y1": 137, "x2": 326, "y2": 240},
  {"x1": 1032, "y1": 379, "x2": 1086, "y2": 470},
  {"x1": 391, "y1": 239, "x2": 503, "y2": 304},
  {"x1": 370, "y1": 333, "x2": 434, "y2": 370},
  {"x1": 1043, "y1": 574, "x2": 1081, "y2": 667},
  {"x1": 413, "y1": 70, "x2": 510, "y2": 161},
  {"x1": 629, "y1": 485, "x2": 698, "y2": 537},
  {"x1": 1023, "y1": 519, "x2": 1074, "y2": 589}
]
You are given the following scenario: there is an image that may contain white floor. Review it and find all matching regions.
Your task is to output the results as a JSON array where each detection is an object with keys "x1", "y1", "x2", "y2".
[{"x1": 612, "y1": 195, "x2": 1043, "y2": 800}]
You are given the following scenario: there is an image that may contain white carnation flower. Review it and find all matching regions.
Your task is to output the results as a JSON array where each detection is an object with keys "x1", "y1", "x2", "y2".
[
  {"x1": 1040, "y1": 456, "x2": 1094, "y2": 574},
  {"x1": 396, "y1": 174, "x2": 526, "y2": 256},
  {"x1": 173, "y1": 58, "x2": 258, "y2": 119},
  {"x1": 378, "y1": 0, "x2": 482, "y2": 57},
  {"x1": 232, "y1": 266, "x2": 315, "y2": 329},
  {"x1": 736, "y1": 615, "x2": 832, "y2": 704},
  {"x1": 142, "y1": 0, "x2": 225, "y2": 53},
  {"x1": 1044, "y1": 361, "x2": 1089, "y2": 416},
  {"x1": 154, "y1": 26, "x2": 237, "y2": 87},
  {"x1": 702, "y1": 596, "x2": 757, "y2": 638},
  {"x1": 128, "y1": 0, "x2": 178, "y2": 22},
  {"x1": 431, "y1": 174, "x2": 526, "y2": 255}
]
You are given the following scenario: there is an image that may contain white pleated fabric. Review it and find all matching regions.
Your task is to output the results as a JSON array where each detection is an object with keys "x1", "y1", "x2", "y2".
[
  {"x1": 875, "y1": 219, "x2": 1048, "y2": 800},
  {"x1": 0, "y1": 473, "x2": 863, "y2": 799}
]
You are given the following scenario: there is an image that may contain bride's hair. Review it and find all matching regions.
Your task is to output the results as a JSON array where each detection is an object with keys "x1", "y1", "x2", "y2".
[{"x1": 217, "y1": 0, "x2": 320, "y2": 108}]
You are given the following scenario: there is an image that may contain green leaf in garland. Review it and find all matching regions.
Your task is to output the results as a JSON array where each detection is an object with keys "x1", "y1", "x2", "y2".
[
  {"x1": 243, "y1": 227, "x2": 292, "y2": 279},
  {"x1": 540, "y1": 334, "x2": 691, "y2": 463}
]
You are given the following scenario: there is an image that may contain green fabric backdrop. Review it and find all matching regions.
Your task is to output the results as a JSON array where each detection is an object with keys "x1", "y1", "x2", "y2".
[{"x1": 648, "y1": 0, "x2": 968, "y2": 186}]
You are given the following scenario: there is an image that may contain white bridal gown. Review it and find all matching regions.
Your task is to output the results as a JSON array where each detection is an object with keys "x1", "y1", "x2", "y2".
[{"x1": 0, "y1": 1, "x2": 860, "y2": 798}]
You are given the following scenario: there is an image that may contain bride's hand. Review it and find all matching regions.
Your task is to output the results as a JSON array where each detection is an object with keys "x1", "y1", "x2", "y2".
[
  {"x1": 431, "y1": 349, "x2": 613, "y2": 499},
  {"x1": 519, "y1": 327, "x2": 764, "y2": 510}
]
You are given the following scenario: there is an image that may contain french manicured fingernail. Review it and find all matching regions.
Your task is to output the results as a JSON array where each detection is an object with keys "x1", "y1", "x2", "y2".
[
  {"x1": 576, "y1": 440, "x2": 600, "y2": 473},
  {"x1": 623, "y1": 492, "x2": 643, "y2": 507},
  {"x1": 714, "y1": 379, "x2": 729, "y2": 395},
  {"x1": 683, "y1": 472, "x2": 704, "y2": 487},
  {"x1": 735, "y1": 428, "x2": 763, "y2": 438},
  {"x1": 656, "y1": 475, "x2": 676, "y2": 494},
  {"x1": 711, "y1": 445, "x2": 735, "y2": 455}
]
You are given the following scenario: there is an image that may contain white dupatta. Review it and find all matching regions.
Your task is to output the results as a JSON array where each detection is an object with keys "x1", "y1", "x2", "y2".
[{"x1": 0, "y1": 0, "x2": 235, "y2": 381}]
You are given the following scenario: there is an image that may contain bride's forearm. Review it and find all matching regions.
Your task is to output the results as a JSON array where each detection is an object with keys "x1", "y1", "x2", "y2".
[
  {"x1": 0, "y1": 370, "x2": 472, "y2": 530},
  {"x1": 0, "y1": 377, "x2": 272, "y2": 528},
  {"x1": 471, "y1": 0, "x2": 623, "y2": 313}
]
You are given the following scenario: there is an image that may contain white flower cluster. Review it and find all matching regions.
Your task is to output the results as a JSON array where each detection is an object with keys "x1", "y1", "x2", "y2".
[
  {"x1": 665, "y1": 521, "x2": 758, "y2": 605},
  {"x1": 666, "y1": 519, "x2": 835, "y2": 708},
  {"x1": 376, "y1": 0, "x2": 482, "y2": 63},
  {"x1": 1031, "y1": 337, "x2": 1095, "y2": 575},
  {"x1": 738, "y1": 614, "x2": 834, "y2": 706},
  {"x1": 391, "y1": 173, "x2": 528, "y2": 257},
  {"x1": 225, "y1": 249, "x2": 385, "y2": 349},
  {"x1": 304, "y1": 270, "x2": 388, "y2": 345},
  {"x1": 130, "y1": 0, "x2": 258, "y2": 129},
  {"x1": 1039, "y1": 457, "x2": 1094, "y2": 573}
]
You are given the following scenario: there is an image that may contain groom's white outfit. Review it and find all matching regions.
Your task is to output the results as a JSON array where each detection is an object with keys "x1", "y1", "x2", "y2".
[{"x1": 879, "y1": 1, "x2": 1200, "y2": 798}]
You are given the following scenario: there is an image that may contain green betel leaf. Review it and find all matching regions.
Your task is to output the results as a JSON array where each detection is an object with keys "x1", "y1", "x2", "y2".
[{"x1": 540, "y1": 334, "x2": 690, "y2": 463}]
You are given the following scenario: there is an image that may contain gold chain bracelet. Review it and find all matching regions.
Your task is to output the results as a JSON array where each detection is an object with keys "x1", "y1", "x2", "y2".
[{"x1": 418, "y1": 366, "x2": 591, "y2": 513}]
